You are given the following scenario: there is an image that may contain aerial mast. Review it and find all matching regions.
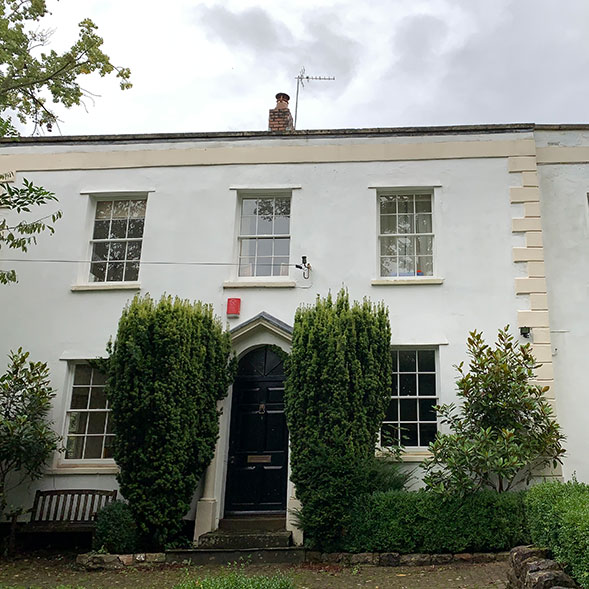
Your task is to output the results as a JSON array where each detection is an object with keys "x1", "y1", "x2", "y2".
[{"x1": 294, "y1": 66, "x2": 335, "y2": 129}]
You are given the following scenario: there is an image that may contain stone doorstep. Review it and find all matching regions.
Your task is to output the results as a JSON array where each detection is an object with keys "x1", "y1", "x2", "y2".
[
  {"x1": 76, "y1": 549, "x2": 512, "y2": 570},
  {"x1": 197, "y1": 529, "x2": 293, "y2": 550}
]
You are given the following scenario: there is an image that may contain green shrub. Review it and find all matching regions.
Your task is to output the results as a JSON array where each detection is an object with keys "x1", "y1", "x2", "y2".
[
  {"x1": 423, "y1": 328, "x2": 565, "y2": 495},
  {"x1": 342, "y1": 489, "x2": 529, "y2": 553},
  {"x1": 284, "y1": 289, "x2": 394, "y2": 550},
  {"x1": 93, "y1": 501, "x2": 138, "y2": 554},
  {"x1": 107, "y1": 295, "x2": 235, "y2": 549},
  {"x1": 174, "y1": 571, "x2": 294, "y2": 589},
  {"x1": 525, "y1": 480, "x2": 589, "y2": 588}
]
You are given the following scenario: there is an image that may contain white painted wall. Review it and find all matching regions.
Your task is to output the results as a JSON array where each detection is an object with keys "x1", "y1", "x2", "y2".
[
  {"x1": 0, "y1": 130, "x2": 540, "y2": 519},
  {"x1": 537, "y1": 139, "x2": 589, "y2": 482}
]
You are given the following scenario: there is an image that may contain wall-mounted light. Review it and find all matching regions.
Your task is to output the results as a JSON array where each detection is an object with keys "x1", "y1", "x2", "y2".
[
  {"x1": 295, "y1": 255, "x2": 311, "y2": 279},
  {"x1": 520, "y1": 326, "x2": 531, "y2": 338}
]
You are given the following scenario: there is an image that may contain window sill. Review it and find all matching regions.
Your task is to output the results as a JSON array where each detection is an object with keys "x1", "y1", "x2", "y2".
[
  {"x1": 376, "y1": 449, "x2": 432, "y2": 462},
  {"x1": 49, "y1": 461, "x2": 119, "y2": 475},
  {"x1": 71, "y1": 282, "x2": 141, "y2": 292},
  {"x1": 223, "y1": 280, "x2": 296, "y2": 289},
  {"x1": 371, "y1": 277, "x2": 444, "y2": 286}
]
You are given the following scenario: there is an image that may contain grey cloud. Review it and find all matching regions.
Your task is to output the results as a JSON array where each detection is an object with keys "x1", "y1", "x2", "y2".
[
  {"x1": 392, "y1": 14, "x2": 449, "y2": 74},
  {"x1": 195, "y1": 5, "x2": 361, "y2": 93},
  {"x1": 196, "y1": 5, "x2": 294, "y2": 55}
]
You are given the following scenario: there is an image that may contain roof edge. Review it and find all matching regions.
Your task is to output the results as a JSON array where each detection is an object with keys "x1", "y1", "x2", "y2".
[{"x1": 0, "y1": 123, "x2": 536, "y2": 146}]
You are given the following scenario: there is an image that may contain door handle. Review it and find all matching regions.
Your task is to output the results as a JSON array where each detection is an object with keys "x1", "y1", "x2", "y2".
[{"x1": 258, "y1": 403, "x2": 266, "y2": 415}]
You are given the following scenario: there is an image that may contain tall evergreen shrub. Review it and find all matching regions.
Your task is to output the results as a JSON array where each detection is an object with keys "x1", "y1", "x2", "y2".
[
  {"x1": 284, "y1": 289, "x2": 392, "y2": 549},
  {"x1": 107, "y1": 295, "x2": 234, "y2": 548}
]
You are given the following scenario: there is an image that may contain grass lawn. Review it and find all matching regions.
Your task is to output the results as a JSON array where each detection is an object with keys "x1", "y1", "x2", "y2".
[{"x1": 0, "y1": 552, "x2": 509, "y2": 589}]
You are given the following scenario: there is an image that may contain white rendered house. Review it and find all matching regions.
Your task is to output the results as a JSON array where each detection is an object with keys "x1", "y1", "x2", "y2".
[{"x1": 0, "y1": 95, "x2": 587, "y2": 543}]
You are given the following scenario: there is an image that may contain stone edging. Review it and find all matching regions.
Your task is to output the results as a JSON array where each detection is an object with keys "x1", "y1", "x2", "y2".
[
  {"x1": 507, "y1": 545, "x2": 578, "y2": 588},
  {"x1": 76, "y1": 552, "x2": 165, "y2": 570},
  {"x1": 306, "y1": 551, "x2": 510, "y2": 567}
]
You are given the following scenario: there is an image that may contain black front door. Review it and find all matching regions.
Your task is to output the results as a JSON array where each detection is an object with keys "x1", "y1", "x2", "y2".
[{"x1": 225, "y1": 346, "x2": 288, "y2": 513}]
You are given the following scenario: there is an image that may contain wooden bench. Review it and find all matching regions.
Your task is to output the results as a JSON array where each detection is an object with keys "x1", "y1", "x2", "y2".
[{"x1": 28, "y1": 489, "x2": 118, "y2": 532}]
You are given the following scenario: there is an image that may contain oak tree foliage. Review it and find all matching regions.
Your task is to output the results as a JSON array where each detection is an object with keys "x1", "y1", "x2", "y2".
[
  {"x1": 423, "y1": 327, "x2": 565, "y2": 495},
  {"x1": 0, "y1": 0, "x2": 131, "y2": 283},
  {"x1": 107, "y1": 295, "x2": 235, "y2": 549}
]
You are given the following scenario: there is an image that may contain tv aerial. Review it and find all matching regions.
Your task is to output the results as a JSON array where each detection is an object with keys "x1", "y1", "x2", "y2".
[{"x1": 294, "y1": 66, "x2": 335, "y2": 129}]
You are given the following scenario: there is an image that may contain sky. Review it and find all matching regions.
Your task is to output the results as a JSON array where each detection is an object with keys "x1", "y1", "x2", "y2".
[{"x1": 27, "y1": 0, "x2": 589, "y2": 135}]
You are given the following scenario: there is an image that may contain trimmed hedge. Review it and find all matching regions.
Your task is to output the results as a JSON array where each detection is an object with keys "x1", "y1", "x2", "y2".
[
  {"x1": 525, "y1": 480, "x2": 589, "y2": 588},
  {"x1": 342, "y1": 489, "x2": 530, "y2": 554},
  {"x1": 93, "y1": 501, "x2": 138, "y2": 554}
]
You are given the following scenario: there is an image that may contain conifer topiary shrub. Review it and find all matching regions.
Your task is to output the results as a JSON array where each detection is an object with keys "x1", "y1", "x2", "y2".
[
  {"x1": 107, "y1": 295, "x2": 235, "y2": 549},
  {"x1": 284, "y1": 289, "x2": 393, "y2": 550}
]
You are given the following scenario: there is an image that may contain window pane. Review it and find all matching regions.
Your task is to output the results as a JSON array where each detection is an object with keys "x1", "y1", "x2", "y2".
[
  {"x1": 242, "y1": 199, "x2": 257, "y2": 216},
  {"x1": 239, "y1": 257, "x2": 254, "y2": 276},
  {"x1": 66, "y1": 436, "x2": 84, "y2": 459},
  {"x1": 397, "y1": 236, "x2": 415, "y2": 256},
  {"x1": 105, "y1": 414, "x2": 114, "y2": 434},
  {"x1": 127, "y1": 241, "x2": 142, "y2": 260},
  {"x1": 419, "y1": 399, "x2": 437, "y2": 422},
  {"x1": 257, "y1": 239, "x2": 272, "y2": 257},
  {"x1": 273, "y1": 257, "x2": 289, "y2": 276},
  {"x1": 420, "y1": 423, "x2": 437, "y2": 446},
  {"x1": 274, "y1": 215, "x2": 290, "y2": 235},
  {"x1": 384, "y1": 399, "x2": 398, "y2": 421},
  {"x1": 240, "y1": 239, "x2": 257, "y2": 257},
  {"x1": 93, "y1": 220, "x2": 109, "y2": 240},
  {"x1": 397, "y1": 195, "x2": 413, "y2": 214},
  {"x1": 90, "y1": 262, "x2": 106, "y2": 282},
  {"x1": 95, "y1": 201, "x2": 112, "y2": 219},
  {"x1": 124, "y1": 262, "x2": 140, "y2": 281},
  {"x1": 397, "y1": 215, "x2": 414, "y2": 234},
  {"x1": 89, "y1": 387, "x2": 107, "y2": 409},
  {"x1": 381, "y1": 423, "x2": 399, "y2": 446},
  {"x1": 391, "y1": 350, "x2": 398, "y2": 371},
  {"x1": 400, "y1": 374, "x2": 417, "y2": 396},
  {"x1": 415, "y1": 195, "x2": 432, "y2": 213},
  {"x1": 418, "y1": 350, "x2": 435, "y2": 372},
  {"x1": 240, "y1": 216, "x2": 257, "y2": 235},
  {"x1": 103, "y1": 436, "x2": 115, "y2": 459},
  {"x1": 106, "y1": 262, "x2": 124, "y2": 282},
  {"x1": 274, "y1": 198, "x2": 290, "y2": 216},
  {"x1": 416, "y1": 236, "x2": 433, "y2": 255},
  {"x1": 380, "y1": 196, "x2": 396, "y2": 214},
  {"x1": 84, "y1": 437, "x2": 103, "y2": 459},
  {"x1": 112, "y1": 200, "x2": 129, "y2": 219},
  {"x1": 398, "y1": 256, "x2": 415, "y2": 276},
  {"x1": 128, "y1": 200, "x2": 146, "y2": 218},
  {"x1": 380, "y1": 215, "x2": 397, "y2": 234},
  {"x1": 274, "y1": 238, "x2": 290, "y2": 256},
  {"x1": 256, "y1": 257, "x2": 272, "y2": 276},
  {"x1": 380, "y1": 236, "x2": 397, "y2": 256},
  {"x1": 401, "y1": 423, "x2": 418, "y2": 446},
  {"x1": 416, "y1": 213, "x2": 432, "y2": 233},
  {"x1": 417, "y1": 256, "x2": 433, "y2": 276},
  {"x1": 109, "y1": 219, "x2": 128, "y2": 239},
  {"x1": 109, "y1": 241, "x2": 127, "y2": 261},
  {"x1": 419, "y1": 373, "x2": 436, "y2": 396},
  {"x1": 68, "y1": 412, "x2": 88, "y2": 434},
  {"x1": 380, "y1": 257, "x2": 398, "y2": 277},
  {"x1": 92, "y1": 242, "x2": 108, "y2": 262},
  {"x1": 399, "y1": 351, "x2": 416, "y2": 372},
  {"x1": 257, "y1": 215, "x2": 272, "y2": 234},
  {"x1": 128, "y1": 219, "x2": 145, "y2": 238},
  {"x1": 74, "y1": 365, "x2": 92, "y2": 385},
  {"x1": 400, "y1": 398, "x2": 417, "y2": 421},
  {"x1": 87, "y1": 413, "x2": 107, "y2": 434}
]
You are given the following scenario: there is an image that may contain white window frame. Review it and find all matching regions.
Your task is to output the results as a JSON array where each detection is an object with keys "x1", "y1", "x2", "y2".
[
  {"x1": 380, "y1": 347, "x2": 439, "y2": 449},
  {"x1": 378, "y1": 189, "x2": 435, "y2": 279},
  {"x1": 62, "y1": 362, "x2": 115, "y2": 463},
  {"x1": 236, "y1": 191, "x2": 292, "y2": 279}
]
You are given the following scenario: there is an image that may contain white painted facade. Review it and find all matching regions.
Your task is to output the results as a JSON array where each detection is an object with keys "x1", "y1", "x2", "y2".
[{"x1": 0, "y1": 122, "x2": 586, "y2": 542}]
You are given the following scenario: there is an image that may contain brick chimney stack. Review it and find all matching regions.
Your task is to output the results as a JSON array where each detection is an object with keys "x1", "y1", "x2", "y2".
[{"x1": 269, "y1": 92, "x2": 294, "y2": 132}]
